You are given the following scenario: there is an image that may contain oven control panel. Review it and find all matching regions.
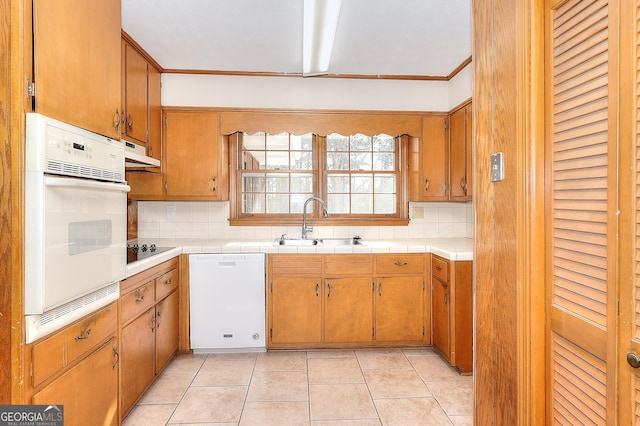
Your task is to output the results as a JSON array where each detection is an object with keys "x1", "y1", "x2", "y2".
[{"x1": 26, "y1": 113, "x2": 125, "y2": 182}]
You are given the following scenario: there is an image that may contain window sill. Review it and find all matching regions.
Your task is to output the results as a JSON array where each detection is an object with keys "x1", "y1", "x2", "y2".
[{"x1": 229, "y1": 217, "x2": 410, "y2": 227}]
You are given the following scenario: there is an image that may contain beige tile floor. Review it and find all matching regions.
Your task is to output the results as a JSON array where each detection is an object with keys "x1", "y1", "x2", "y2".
[{"x1": 123, "y1": 347, "x2": 473, "y2": 426}]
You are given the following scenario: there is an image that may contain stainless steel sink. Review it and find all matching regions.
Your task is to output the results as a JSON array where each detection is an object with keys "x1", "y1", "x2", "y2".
[{"x1": 275, "y1": 237, "x2": 365, "y2": 246}]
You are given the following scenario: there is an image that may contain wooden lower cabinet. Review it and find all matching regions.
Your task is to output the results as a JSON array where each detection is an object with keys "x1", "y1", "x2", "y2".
[
  {"x1": 119, "y1": 258, "x2": 180, "y2": 418},
  {"x1": 375, "y1": 276, "x2": 425, "y2": 342},
  {"x1": 120, "y1": 308, "x2": 156, "y2": 414},
  {"x1": 26, "y1": 303, "x2": 118, "y2": 425},
  {"x1": 33, "y1": 337, "x2": 119, "y2": 426},
  {"x1": 324, "y1": 277, "x2": 373, "y2": 344},
  {"x1": 268, "y1": 253, "x2": 430, "y2": 348},
  {"x1": 431, "y1": 255, "x2": 473, "y2": 373},
  {"x1": 270, "y1": 276, "x2": 322, "y2": 345},
  {"x1": 155, "y1": 291, "x2": 179, "y2": 373}
]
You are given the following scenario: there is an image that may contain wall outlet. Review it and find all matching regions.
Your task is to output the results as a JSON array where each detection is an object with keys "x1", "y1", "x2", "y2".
[{"x1": 166, "y1": 205, "x2": 177, "y2": 220}]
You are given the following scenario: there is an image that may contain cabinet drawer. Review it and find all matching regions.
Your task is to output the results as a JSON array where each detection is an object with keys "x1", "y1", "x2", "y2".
[
  {"x1": 32, "y1": 333, "x2": 65, "y2": 387},
  {"x1": 65, "y1": 302, "x2": 117, "y2": 363},
  {"x1": 271, "y1": 255, "x2": 323, "y2": 275},
  {"x1": 432, "y1": 256, "x2": 449, "y2": 282},
  {"x1": 155, "y1": 268, "x2": 178, "y2": 300},
  {"x1": 121, "y1": 280, "x2": 155, "y2": 324},
  {"x1": 376, "y1": 254, "x2": 425, "y2": 275},
  {"x1": 324, "y1": 255, "x2": 373, "y2": 276}
]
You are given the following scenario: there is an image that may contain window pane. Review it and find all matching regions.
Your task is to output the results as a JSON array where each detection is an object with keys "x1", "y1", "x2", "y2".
[
  {"x1": 352, "y1": 174, "x2": 373, "y2": 193},
  {"x1": 265, "y1": 151, "x2": 288, "y2": 169},
  {"x1": 327, "y1": 152, "x2": 349, "y2": 170},
  {"x1": 327, "y1": 134, "x2": 349, "y2": 151},
  {"x1": 266, "y1": 133, "x2": 290, "y2": 150},
  {"x1": 352, "y1": 194, "x2": 373, "y2": 214},
  {"x1": 373, "y1": 153, "x2": 394, "y2": 171},
  {"x1": 290, "y1": 173, "x2": 314, "y2": 193},
  {"x1": 373, "y1": 134, "x2": 394, "y2": 151},
  {"x1": 327, "y1": 174, "x2": 350, "y2": 193},
  {"x1": 243, "y1": 193, "x2": 265, "y2": 213},
  {"x1": 350, "y1": 152, "x2": 372, "y2": 170},
  {"x1": 350, "y1": 134, "x2": 372, "y2": 151},
  {"x1": 242, "y1": 173, "x2": 265, "y2": 192},
  {"x1": 291, "y1": 134, "x2": 313, "y2": 150},
  {"x1": 374, "y1": 175, "x2": 396, "y2": 193},
  {"x1": 266, "y1": 194, "x2": 289, "y2": 213},
  {"x1": 265, "y1": 174, "x2": 289, "y2": 192},
  {"x1": 374, "y1": 194, "x2": 395, "y2": 214},
  {"x1": 328, "y1": 194, "x2": 350, "y2": 214},
  {"x1": 243, "y1": 133, "x2": 266, "y2": 150},
  {"x1": 291, "y1": 151, "x2": 313, "y2": 170},
  {"x1": 290, "y1": 193, "x2": 313, "y2": 214}
]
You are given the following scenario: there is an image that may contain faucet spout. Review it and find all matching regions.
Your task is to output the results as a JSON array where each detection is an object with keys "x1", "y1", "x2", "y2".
[{"x1": 302, "y1": 197, "x2": 329, "y2": 239}]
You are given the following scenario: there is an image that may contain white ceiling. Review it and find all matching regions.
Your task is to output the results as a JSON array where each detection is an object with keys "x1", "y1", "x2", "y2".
[{"x1": 121, "y1": 0, "x2": 472, "y2": 78}]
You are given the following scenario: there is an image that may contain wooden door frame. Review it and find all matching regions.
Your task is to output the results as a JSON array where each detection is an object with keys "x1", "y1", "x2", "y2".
[{"x1": 472, "y1": 0, "x2": 546, "y2": 423}]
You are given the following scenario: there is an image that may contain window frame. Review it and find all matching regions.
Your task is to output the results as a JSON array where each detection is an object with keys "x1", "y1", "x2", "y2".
[{"x1": 228, "y1": 132, "x2": 410, "y2": 226}]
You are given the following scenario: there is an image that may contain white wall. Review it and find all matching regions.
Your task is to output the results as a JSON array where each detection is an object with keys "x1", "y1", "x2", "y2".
[
  {"x1": 137, "y1": 201, "x2": 473, "y2": 241},
  {"x1": 162, "y1": 63, "x2": 472, "y2": 112}
]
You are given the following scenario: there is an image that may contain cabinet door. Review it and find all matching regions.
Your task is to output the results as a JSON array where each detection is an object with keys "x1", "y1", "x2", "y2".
[
  {"x1": 120, "y1": 309, "x2": 156, "y2": 415},
  {"x1": 148, "y1": 65, "x2": 162, "y2": 160},
  {"x1": 270, "y1": 277, "x2": 322, "y2": 344},
  {"x1": 449, "y1": 105, "x2": 469, "y2": 200},
  {"x1": 123, "y1": 43, "x2": 148, "y2": 144},
  {"x1": 155, "y1": 291, "x2": 179, "y2": 373},
  {"x1": 33, "y1": 337, "x2": 118, "y2": 426},
  {"x1": 415, "y1": 115, "x2": 448, "y2": 201},
  {"x1": 324, "y1": 277, "x2": 373, "y2": 343},
  {"x1": 164, "y1": 111, "x2": 225, "y2": 198},
  {"x1": 33, "y1": 0, "x2": 121, "y2": 139},
  {"x1": 432, "y1": 278, "x2": 450, "y2": 360},
  {"x1": 375, "y1": 277, "x2": 424, "y2": 342}
]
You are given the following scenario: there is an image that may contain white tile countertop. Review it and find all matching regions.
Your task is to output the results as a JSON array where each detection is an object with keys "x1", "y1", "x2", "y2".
[{"x1": 125, "y1": 238, "x2": 473, "y2": 278}]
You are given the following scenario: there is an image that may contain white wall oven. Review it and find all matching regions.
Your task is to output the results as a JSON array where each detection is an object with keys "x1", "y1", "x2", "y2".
[{"x1": 24, "y1": 113, "x2": 129, "y2": 343}]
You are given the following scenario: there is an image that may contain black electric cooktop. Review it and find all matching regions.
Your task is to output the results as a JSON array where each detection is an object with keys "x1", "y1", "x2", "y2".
[{"x1": 126, "y1": 242, "x2": 173, "y2": 264}]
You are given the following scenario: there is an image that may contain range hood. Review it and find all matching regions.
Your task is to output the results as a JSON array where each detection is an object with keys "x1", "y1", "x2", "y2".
[{"x1": 123, "y1": 140, "x2": 160, "y2": 168}]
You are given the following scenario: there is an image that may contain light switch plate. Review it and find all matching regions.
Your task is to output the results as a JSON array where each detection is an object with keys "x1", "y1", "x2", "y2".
[{"x1": 490, "y1": 152, "x2": 504, "y2": 182}]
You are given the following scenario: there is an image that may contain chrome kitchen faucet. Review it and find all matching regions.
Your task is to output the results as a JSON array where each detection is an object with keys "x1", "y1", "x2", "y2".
[{"x1": 301, "y1": 196, "x2": 329, "y2": 239}]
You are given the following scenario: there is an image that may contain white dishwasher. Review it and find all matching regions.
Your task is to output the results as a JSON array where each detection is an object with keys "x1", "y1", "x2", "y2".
[{"x1": 189, "y1": 253, "x2": 266, "y2": 352}]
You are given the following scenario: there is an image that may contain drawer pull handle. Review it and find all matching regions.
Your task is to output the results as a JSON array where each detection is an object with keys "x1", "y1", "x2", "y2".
[
  {"x1": 394, "y1": 261, "x2": 408, "y2": 267},
  {"x1": 112, "y1": 347, "x2": 119, "y2": 370},
  {"x1": 315, "y1": 283, "x2": 319, "y2": 297},
  {"x1": 425, "y1": 178, "x2": 429, "y2": 192},
  {"x1": 135, "y1": 288, "x2": 145, "y2": 303},
  {"x1": 75, "y1": 328, "x2": 92, "y2": 341},
  {"x1": 327, "y1": 283, "x2": 332, "y2": 298},
  {"x1": 164, "y1": 278, "x2": 173, "y2": 286},
  {"x1": 151, "y1": 315, "x2": 156, "y2": 332},
  {"x1": 156, "y1": 312, "x2": 163, "y2": 328},
  {"x1": 378, "y1": 282, "x2": 382, "y2": 296},
  {"x1": 435, "y1": 266, "x2": 442, "y2": 271}
]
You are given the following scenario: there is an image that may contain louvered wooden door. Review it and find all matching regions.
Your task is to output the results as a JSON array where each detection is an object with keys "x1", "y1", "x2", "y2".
[
  {"x1": 619, "y1": 0, "x2": 640, "y2": 421},
  {"x1": 545, "y1": 0, "x2": 618, "y2": 423}
]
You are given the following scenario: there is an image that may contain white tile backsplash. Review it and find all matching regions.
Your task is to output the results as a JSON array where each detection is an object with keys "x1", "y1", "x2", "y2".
[{"x1": 137, "y1": 201, "x2": 474, "y2": 240}]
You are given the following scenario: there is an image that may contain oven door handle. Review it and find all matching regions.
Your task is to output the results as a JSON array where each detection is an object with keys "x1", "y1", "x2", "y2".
[{"x1": 45, "y1": 176, "x2": 130, "y2": 193}]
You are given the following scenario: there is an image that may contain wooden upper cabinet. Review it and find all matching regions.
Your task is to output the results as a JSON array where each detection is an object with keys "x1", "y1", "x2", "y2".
[
  {"x1": 123, "y1": 43, "x2": 148, "y2": 145},
  {"x1": 148, "y1": 65, "x2": 162, "y2": 160},
  {"x1": 163, "y1": 110, "x2": 228, "y2": 200},
  {"x1": 409, "y1": 115, "x2": 449, "y2": 201},
  {"x1": 449, "y1": 102, "x2": 472, "y2": 201},
  {"x1": 122, "y1": 35, "x2": 162, "y2": 161},
  {"x1": 32, "y1": 0, "x2": 121, "y2": 139}
]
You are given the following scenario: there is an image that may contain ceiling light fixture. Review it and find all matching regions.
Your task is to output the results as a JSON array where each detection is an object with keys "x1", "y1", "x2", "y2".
[{"x1": 303, "y1": 0, "x2": 342, "y2": 77}]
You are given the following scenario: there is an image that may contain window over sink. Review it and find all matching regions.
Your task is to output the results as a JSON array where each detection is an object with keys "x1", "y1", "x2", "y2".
[{"x1": 229, "y1": 131, "x2": 409, "y2": 226}]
